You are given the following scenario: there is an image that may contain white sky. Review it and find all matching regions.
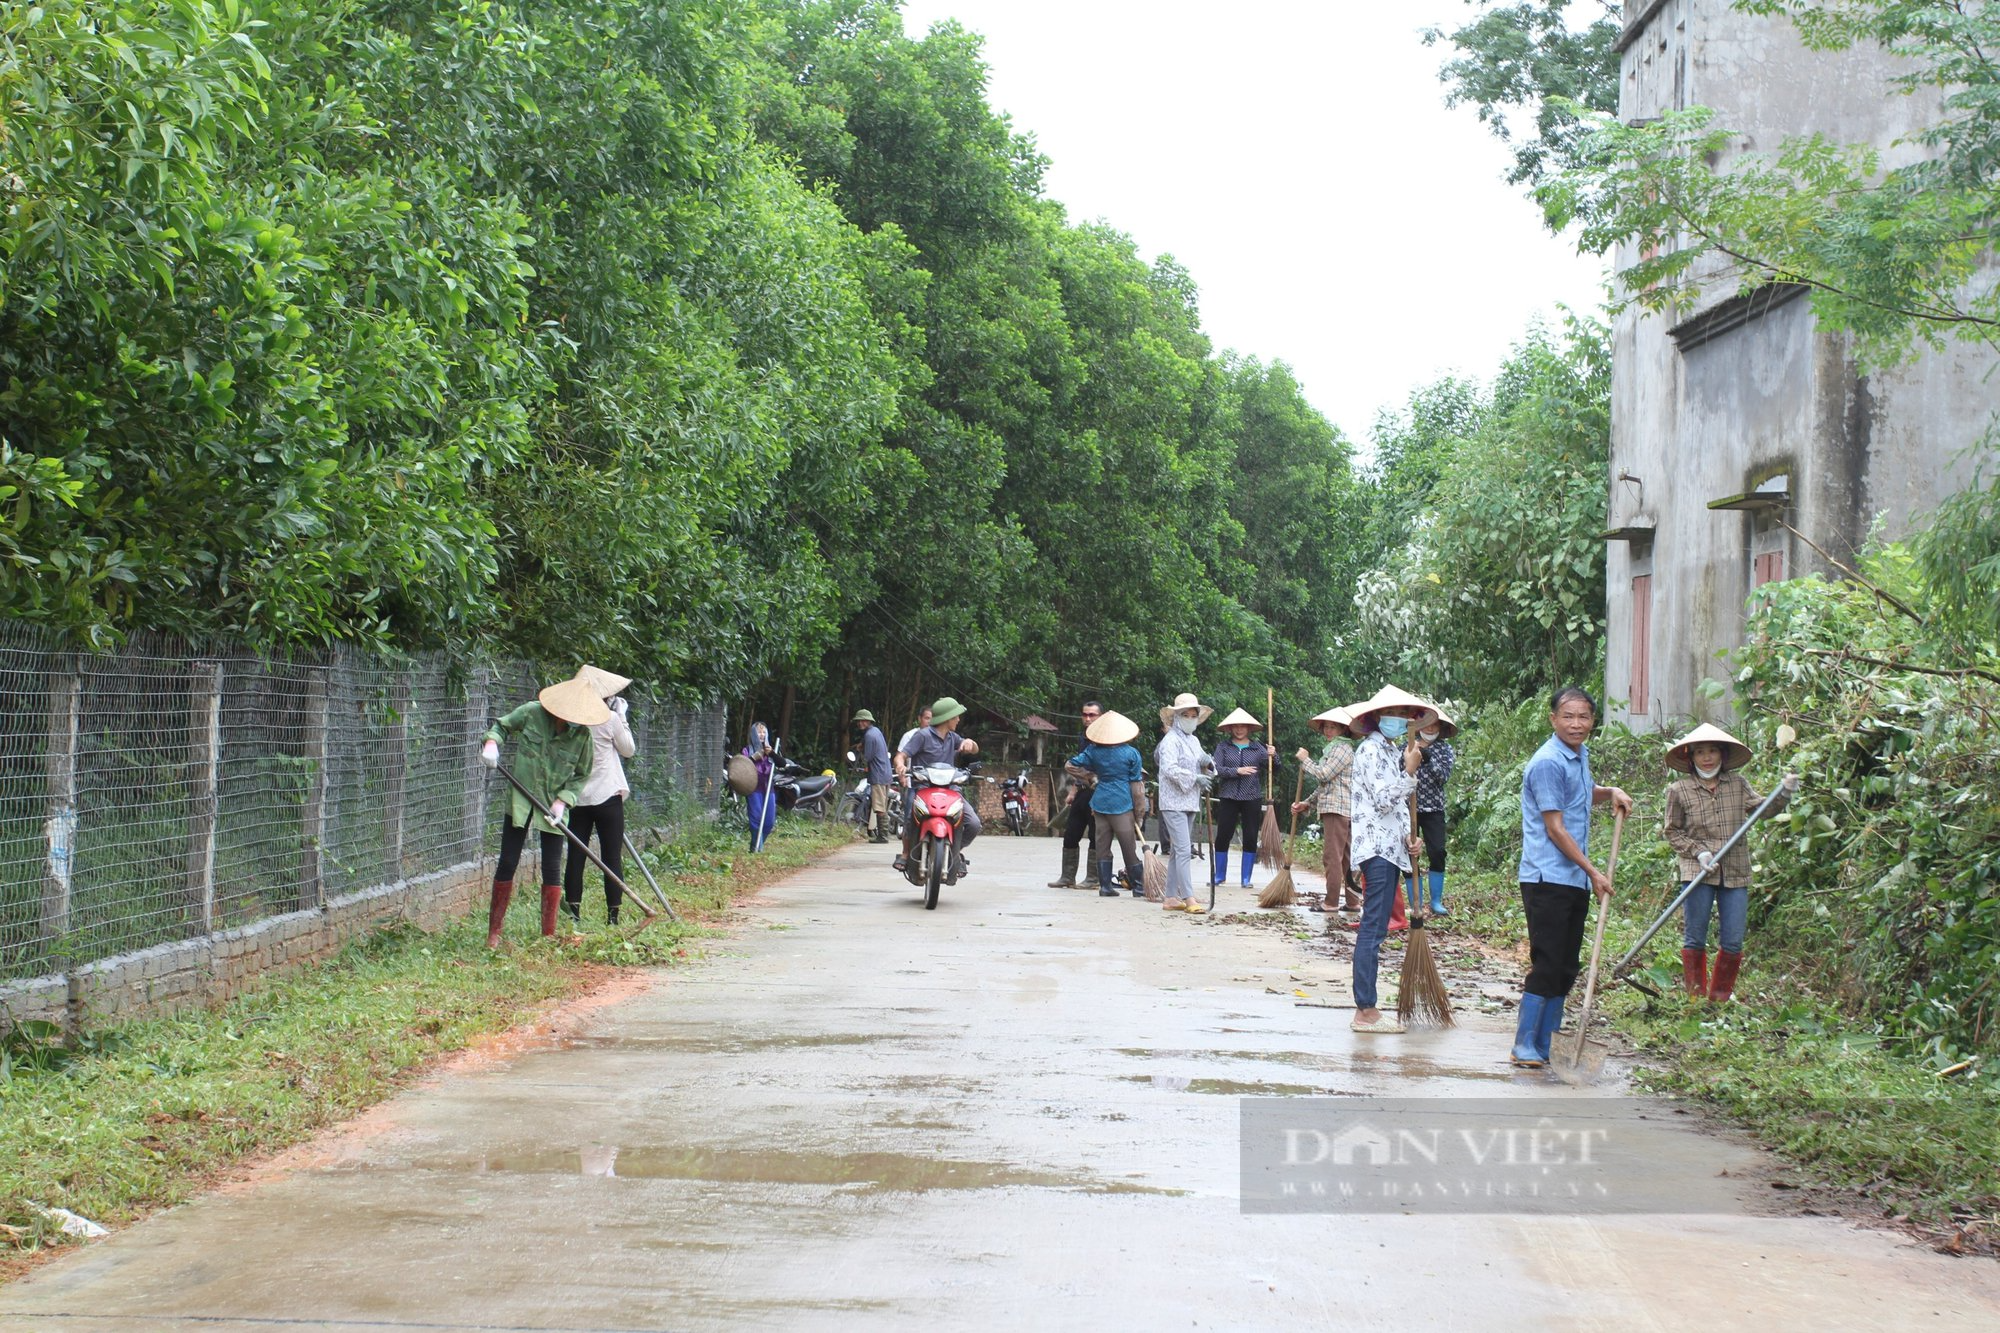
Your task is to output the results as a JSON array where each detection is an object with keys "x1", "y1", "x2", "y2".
[{"x1": 896, "y1": 0, "x2": 1610, "y2": 451}]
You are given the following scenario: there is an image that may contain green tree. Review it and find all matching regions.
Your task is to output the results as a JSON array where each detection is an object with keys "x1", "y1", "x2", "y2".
[{"x1": 1425, "y1": 1, "x2": 1623, "y2": 187}]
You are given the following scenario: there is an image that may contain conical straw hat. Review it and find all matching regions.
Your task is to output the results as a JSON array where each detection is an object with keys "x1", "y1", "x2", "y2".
[
  {"x1": 539, "y1": 678, "x2": 611, "y2": 727},
  {"x1": 1418, "y1": 698, "x2": 1459, "y2": 740},
  {"x1": 1664, "y1": 722, "x2": 1753, "y2": 774},
  {"x1": 1158, "y1": 692, "x2": 1215, "y2": 730},
  {"x1": 1216, "y1": 707, "x2": 1262, "y2": 730},
  {"x1": 1085, "y1": 710, "x2": 1141, "y2": 745},
  {"x1": 1310, "y1": 706, "x2": 1354, "y2": 736},
  {"x1": 573, "y1": 664, "x2": 632, "y2": 698},
  {"x1": 1348, "y1": 684, "x2": 1439, "y2": 733}
]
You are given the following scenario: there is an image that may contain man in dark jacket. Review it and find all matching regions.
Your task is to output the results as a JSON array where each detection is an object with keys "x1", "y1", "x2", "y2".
[{"x1": 1047, "y1": 701, "x2": 1104, "y2": 888}]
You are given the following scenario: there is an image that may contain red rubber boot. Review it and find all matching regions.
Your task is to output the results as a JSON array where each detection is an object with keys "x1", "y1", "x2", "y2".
[
  {"x1": 486, "y1": 880, "x2": 514, "y2": 949},
  {"x1": 1389, "y1": 881, "x2": 1409, "y2": 933},
  {"x1": 1681, "y1": 947, "x2": 1709, "y2": 997},
  {"x1": 1709, "y1": 950, "x2": 1742, "y2": 1003},
  {"x1": 540, "y1": 884, "x2": 562, "y2": 937}
]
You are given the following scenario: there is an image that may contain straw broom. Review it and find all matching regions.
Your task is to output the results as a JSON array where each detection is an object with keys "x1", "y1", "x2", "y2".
[
  {"x1": 1142, "y1": 783, "x2": 1167, "y2": 901},
  {"x1": 1257, "y1": 767, "x2": 1308, "y2": 908},
  {"x1": 1258, "y1": 687, "x2": 1283, "y2": 868},
  {"x1": 1396, "y1": 791, "x2": 1454, "y2": 1029}
]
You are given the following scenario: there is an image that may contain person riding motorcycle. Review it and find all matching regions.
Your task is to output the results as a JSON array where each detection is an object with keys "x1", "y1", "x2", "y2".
[{"x1": 894, "y1": 696, "x2": 981, "y2": 878}]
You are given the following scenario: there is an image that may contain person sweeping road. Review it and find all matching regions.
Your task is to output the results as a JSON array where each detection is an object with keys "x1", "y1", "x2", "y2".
[
  {"x1": 1295, "y1": 706, "x2": 1357, "y2": 920},
  {"x1": 1511, "y1": 687, "x2": 1634, "y2": 1068},
  {"x1": 1345, "y1": 685, "x2": 1437, "y2": 1036},
  {"x1": 1662, "y1": 723, "x2": 1797, "y2": 1003},
  {"x1": 1413, "y1": 706, "x2": 1458, "y2": 916},
  {"x1": 562, "y1": 665, "x2": 637, "y2": 926},
  {"x1": 480, "y1": 677, "x2": 608, "y2": 947}
]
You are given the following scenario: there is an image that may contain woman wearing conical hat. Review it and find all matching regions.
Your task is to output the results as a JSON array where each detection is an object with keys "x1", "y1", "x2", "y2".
[
  {"x1": 1344, "y1": 685, "x2": 1437, "y2": 1035},
  {"x1": 1210, "y1": 707, "x2": 1272, "y2": 890},
  {"x1": 1662, "y1": 723, "x2": 1797, "y2": 1003},
  {"x1": 480, "y1": 677, "x2": 609, "y2": 947},
  {"x1": 562, "y1": 666, "x2": 638, "y2": 927},
  {"x1": 1155, "y1": 694, "x2": 1216, "y2": 914},
  {"x1": 1066, "y1": 710, "x2": 1149, "y2": 899},
  {"x1": 1294, "y1": 706, "x2": 1359, "y2": 920}
]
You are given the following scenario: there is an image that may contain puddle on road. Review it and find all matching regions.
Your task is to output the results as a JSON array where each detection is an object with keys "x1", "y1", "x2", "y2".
[
  {"x1": 1114, "y1": 1048, "x2": 1512, "y2": 1084},
  {"x1": 532, "y1": 1032, "x2": 897, "y2": 1054},
  {"x1": 1121, "y1": 1074, "x2": 1326, "y2": 1096},
  {"x1": 407, "y1": 1145, "x2": 1179, "y2": 1195}
]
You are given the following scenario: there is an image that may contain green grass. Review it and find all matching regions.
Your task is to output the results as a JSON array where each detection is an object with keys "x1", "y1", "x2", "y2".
[
  {"x1": 0, "y1": 813, "x2": 854, "y2": 1264},
  {"x1": 1447, "y1": 866, "x2": 2000, "y2": 1238}
]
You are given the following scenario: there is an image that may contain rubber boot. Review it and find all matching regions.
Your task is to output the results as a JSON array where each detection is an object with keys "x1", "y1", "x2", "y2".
[
  {"x1": 1211, "y1": 850, "x2": 1228, "y2": 887},
  {"x1": 486, "y1": 880, "x2": 514, "y2": 949},
  {"x1": 1534, "y1": 997, "x2": 1566, "y2": 1065},
  {"x1": 1124, "y1": 868, "x2": 1144, "y2": 899},
  {"x1": 1681, "y1": 947, "x2": 1709, "y2": 997},
  {"x1": 1048, "y1": 845, "x2": 1080, "y2": 888},
  {"x1": 1239, "y1": 851, "x2": 1255, "y2": 888},
  {"x1": 606, "y1": 901, "x2": 620, "y2": 927},
  {"x1": 539, "y1": 884, "x2": 562, "y2": 937},
  {"x1": 1389, "y1": 882, "x2": 1408, "y2": 933},
  {"x1": 1709, "y1": 950, "x2": 1742, "y2": 1004},
  {"x1": 1428, "y1": 870, "x2": 1447, "y2": 915},
  {"x1": 1097, "y1": 860, "x2": 1118, "y2": 897},
  {"x1": 561, "y1": 892, "x2": 582, "y2": 924},
  {"x1": 1510, "y1": 994, "x2": 1549, "y2": 1066}
]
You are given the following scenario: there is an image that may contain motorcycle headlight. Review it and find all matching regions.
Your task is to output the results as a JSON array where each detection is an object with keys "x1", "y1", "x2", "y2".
[{"x1": 944, "y1": 799, "x2": 964, "y2": 820}]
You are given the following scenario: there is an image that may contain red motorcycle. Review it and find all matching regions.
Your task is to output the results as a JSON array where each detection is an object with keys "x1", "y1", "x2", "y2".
[{"x1": 904, "y1": 760, "x2": 975, "y2": 910}]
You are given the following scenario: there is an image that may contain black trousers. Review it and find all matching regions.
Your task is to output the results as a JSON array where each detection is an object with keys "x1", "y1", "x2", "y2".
[
  {"x1": 1520, "y1": 881, "x2": 1592, "y2": 999},
  {"x1": 1212, "y1": 797, "x2": 1264, "y2": 858},
  {"x1": 563, "y1": 795, "x2": 626, "y2": 912},
  {"x1": 1418, "y1": 809, "x2": 1447, "y2": 872},
  {"x1": 1061, "y1": 788, "x2": 1098, "y2": 853},
  {"x1": 496, "y1": 817, "x2": 564, "y2": 885}
]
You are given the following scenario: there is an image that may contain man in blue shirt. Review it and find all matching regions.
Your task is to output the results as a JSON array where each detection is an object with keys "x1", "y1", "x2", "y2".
[
  {"x1": 895, "y1": 697, "x2": 981, "y2": 875},
  {"x1": 1513, "y1": 686, "x2": 1633, "y2": 1068},
  {"x1": 852, "y1": 709, "x2": 895, "y2": 844}
]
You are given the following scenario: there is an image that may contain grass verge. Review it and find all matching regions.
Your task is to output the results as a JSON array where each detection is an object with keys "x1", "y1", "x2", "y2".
[
  {"x1": 1447, "y1": 866, "x2": 2000, "y2": 1251},
  {"x1": 1, "y1": 814, "x2": 854, "y2": 1273}
]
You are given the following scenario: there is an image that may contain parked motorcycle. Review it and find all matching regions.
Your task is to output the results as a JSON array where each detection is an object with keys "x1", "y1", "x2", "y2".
[
  {"x1": 842, "y1": 750, "x2": 903, "y2": 837},
  {"x1": 903, "y1": 760, "x2": 976, "y2": 910},
  {"x1": 999, "y1": 767, "x2": 1030, "y2": 835},
  {"x1": 768, "y1": 741, "x2": 836, "y2": 819}
]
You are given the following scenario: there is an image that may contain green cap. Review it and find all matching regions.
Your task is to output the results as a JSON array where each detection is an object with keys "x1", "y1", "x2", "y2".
[
  {"x1": 852, "y1": 708, "x2": 876, "y2": 722},
  {"x1": 929, "y1": 696, "x2": 966, "y2": 724}
]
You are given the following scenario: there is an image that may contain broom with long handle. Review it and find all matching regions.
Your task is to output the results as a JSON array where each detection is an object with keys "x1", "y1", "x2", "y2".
[
  {"x1": 1258, "y1": 688, "x2": 1282, "y2": 868},
  {"x1": 1203, "y1": 791, "x2": 1218, "y2": 917},
  {"x1": 1257, "y1": 767, "x2": 1308, "y2": 908},
  {"x1": 1396, "y1": 788, "x2": 1455, "y2": 1028}
]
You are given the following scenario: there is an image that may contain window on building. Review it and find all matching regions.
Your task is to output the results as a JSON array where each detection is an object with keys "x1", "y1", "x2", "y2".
[
  {"x1": 1753, "y1": 550, "x2": 1785, "y2": 587},
  {"x1": 1630, "y1": 574, "x2": 1652, "y2": 716}
]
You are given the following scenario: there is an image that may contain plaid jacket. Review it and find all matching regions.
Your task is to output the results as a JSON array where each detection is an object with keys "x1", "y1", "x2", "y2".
[
  {"x1": 1662, "y1": 772, "x2": 1787, "y2": 885},
  {"x1": 1301, "y1": 740, "x2": 1353, "y2": 817},
  {"x1": 1414, "y1": 739, "x2": 1455, "y2": 814}
]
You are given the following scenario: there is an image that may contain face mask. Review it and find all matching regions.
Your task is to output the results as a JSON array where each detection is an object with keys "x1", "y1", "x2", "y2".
[
  {"x1": 1419, "y1": 730, "x2": 1440, "y2": 743},
  {"x1": 1174, "y1": 715, "x2": 1199, "y2": 734},
  {"x1": 1377, "y1": 717, "x2": 1408, "y2": 740},
  {"x1": 1694, "y1": 761, "x2": 1722, "y2": 779}
]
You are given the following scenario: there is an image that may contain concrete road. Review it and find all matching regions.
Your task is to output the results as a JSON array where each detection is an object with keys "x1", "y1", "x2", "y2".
[{"x1": 8, "y1": 837, "x2": 1999, "y2": 1331}]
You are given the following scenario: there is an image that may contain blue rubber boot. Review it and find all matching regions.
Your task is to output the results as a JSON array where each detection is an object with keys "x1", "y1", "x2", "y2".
[
  {"x1": 1428, "y1": 871, "x2": 1447, "y2": 915},
  {"x1": 1211, "y1": 849, "x2": 1227, "y2": 886},
  {"x1": 1097, "y1": 860, "x2": 1118, "y2": 897},
  {"x1": 1534, "y1": 997, "x2": 1567, "y2": 1065},
  {"x1": 1240, "y1": 851, "x2": 1255, "y2": 888},
  {"x1": 1511, "y1": 994, "x2": 1550, "y2": 1066}
]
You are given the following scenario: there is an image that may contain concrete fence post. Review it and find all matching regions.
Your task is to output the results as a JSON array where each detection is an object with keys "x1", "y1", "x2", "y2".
[
  {"x1": 184, "y1": 661, "x2": 223, "y2": 936},
  {"x1": 40, "y1": 666, "x2": 82, "y2": 944},
  {"x1": 465, "y1": 667, "x2": 490, "y2": 866},
  {"x1": 300, "y1": 666, "x2": 330, "y2": 912},
  {"x1": 383, "y1": 674, "x2": 410, "y2": 883}
]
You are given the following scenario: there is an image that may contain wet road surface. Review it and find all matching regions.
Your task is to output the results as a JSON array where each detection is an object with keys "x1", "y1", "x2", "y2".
[{"x1": 7, "y1": 836, "x2": 1999, "y2": 1330}]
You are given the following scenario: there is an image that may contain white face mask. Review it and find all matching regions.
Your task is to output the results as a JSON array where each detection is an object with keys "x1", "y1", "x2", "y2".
[
  {"x1": 1419, "y1": 730, "x2": 1440, "y2": 743},
  {"x1": 1174, "y1": 715, "x2": 1199, "y2": 734},
  {"x1": 1694, "y1": 761, "x2": 1722, "y2": 779}
]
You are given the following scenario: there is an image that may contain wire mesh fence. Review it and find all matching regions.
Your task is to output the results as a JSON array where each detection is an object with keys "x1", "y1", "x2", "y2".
[{"x1": 0, "y1": 623, "x2": 724, "y2": 987}]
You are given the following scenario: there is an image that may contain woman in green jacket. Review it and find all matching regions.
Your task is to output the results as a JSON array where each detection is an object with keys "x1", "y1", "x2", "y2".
[{"x1": 479, "y1": 677, "x2": 606, "y2": 946}]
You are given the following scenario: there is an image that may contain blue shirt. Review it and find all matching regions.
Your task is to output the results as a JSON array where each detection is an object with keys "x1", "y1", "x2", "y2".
[
  {"x1": 859, "y1": 725, "x2": 893, "y2": 784},
  {"x1": 1069, "y1": 743, "x2": 1143, "y2": 814},
  {"x1": 1519, "y1": 733, "x2": 1594, "y2": 888}
]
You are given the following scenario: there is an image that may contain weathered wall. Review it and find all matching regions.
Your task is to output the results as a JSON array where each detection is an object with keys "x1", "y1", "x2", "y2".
[
  {"x1": 1606, "y1": 0, "x2": 2000, "y2": 731},
  {"x1": 0, "y1": 861, "x2": 488, "y2": 1031}
]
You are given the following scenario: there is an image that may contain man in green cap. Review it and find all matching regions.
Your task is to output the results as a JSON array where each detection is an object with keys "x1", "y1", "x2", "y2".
[
  {"x1": 894, "y1": 697, "x2": 982, "y2": 874},
  {"x1": 853, "y1": 709, "x2": 894, "y2": 843}
]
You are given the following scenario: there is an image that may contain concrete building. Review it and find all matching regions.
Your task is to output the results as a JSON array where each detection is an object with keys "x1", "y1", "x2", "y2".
[{"x1": 1604, "y1": 0, "x2": 2000, "y2": 730}]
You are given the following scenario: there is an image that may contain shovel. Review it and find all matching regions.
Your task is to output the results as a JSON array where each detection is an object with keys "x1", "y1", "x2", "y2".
[{"x1": 1551, "y1": 811, "x2": 1623, "y2": 1086}]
